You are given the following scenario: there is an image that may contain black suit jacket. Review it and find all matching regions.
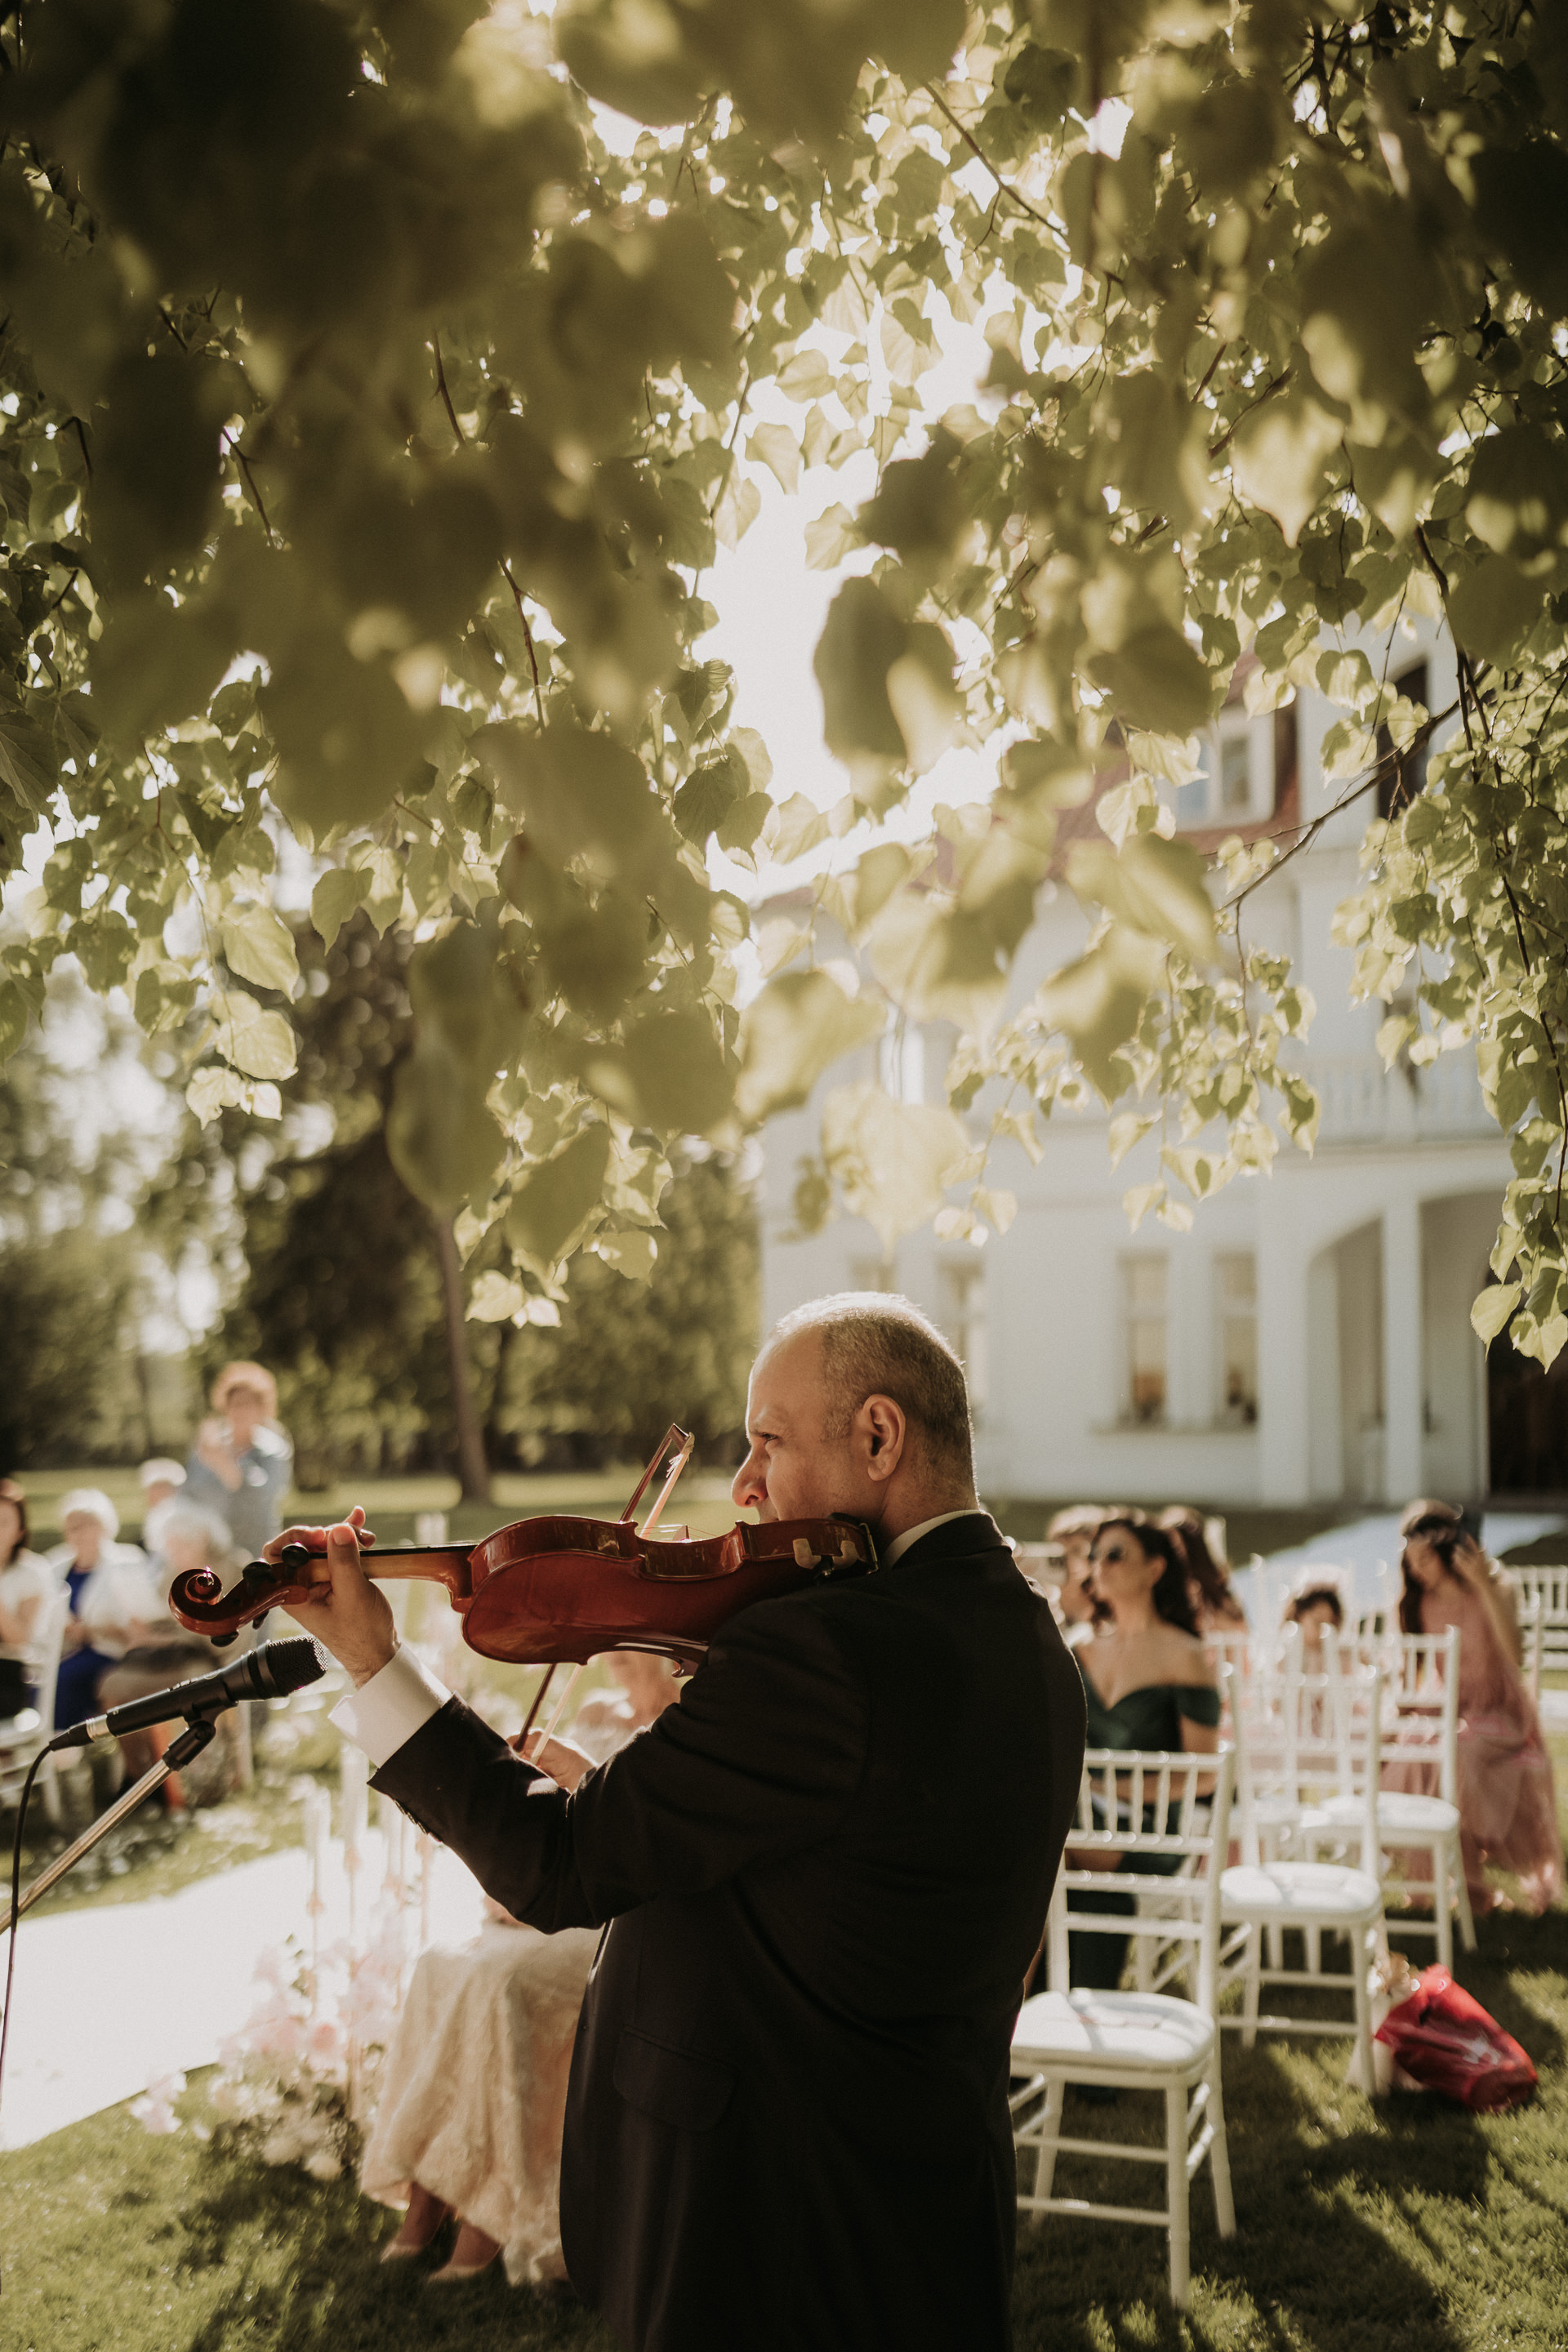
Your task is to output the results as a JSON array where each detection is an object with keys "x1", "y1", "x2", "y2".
[{"x1": 374, "y1": 1512, "x2": 1087, "y2": 2352}]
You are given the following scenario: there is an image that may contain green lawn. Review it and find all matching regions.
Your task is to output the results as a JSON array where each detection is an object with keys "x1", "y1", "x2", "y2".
[
  {"x1": 5, "y1": 1478, "x2": 1566, "y2": 2347},
  {"x1": 2, "y1": 1893, "x2": 1564, "y2": 2352}
]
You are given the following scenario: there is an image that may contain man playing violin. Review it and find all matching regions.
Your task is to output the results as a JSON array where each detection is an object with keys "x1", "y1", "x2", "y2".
[{"x1": 276, "y1": 1291, "x2": 1086, "y2": 2352}]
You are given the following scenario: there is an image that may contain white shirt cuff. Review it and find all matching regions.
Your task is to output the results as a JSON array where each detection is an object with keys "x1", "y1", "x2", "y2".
[{"x1": 329, "y1": 1646, "x2": 452, "y2": 1770}]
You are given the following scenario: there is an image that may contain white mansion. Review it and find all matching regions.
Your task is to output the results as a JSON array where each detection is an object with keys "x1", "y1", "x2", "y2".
[{"x1": 759, "y1": 616, "x2": 1563, "y2": 1511}]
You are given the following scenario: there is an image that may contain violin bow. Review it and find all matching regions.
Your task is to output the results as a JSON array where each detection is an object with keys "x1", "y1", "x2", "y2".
[{"x1": 620, "y1": 1423, "x2": 696, "y2": 1539}]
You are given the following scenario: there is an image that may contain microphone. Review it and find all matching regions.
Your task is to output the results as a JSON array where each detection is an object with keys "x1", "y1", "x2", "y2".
[{"x1": 50, "y1": 1637, "x2": 327, "y2": 1750}]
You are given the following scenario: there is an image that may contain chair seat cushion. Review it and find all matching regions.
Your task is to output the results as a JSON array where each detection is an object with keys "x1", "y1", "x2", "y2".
[
  {"x1": 1012, "y1": 1989, "x2": 1215, "y2": 2072},
  {"x1": 1221, "y1": 1861, "x2": 1383, "y2": 1922},
  {"x1": 1318, "y1": 1791, "x2": 1459, "y2": 1835}
]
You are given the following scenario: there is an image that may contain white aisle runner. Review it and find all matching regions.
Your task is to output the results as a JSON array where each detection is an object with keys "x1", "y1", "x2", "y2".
[{"x1": 0, "y1": 1833, "x2": 485, "y2": 2151}]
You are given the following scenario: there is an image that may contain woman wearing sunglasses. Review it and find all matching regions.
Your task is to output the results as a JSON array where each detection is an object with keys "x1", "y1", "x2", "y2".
[{"x1": 1065, "y1": 1513, "x2": 1222, "y2": 1990}]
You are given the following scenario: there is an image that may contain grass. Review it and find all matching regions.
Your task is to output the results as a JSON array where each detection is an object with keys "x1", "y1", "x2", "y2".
[
  {"x1": 23, "y1": 1468, "x2": 1417, "y2": 1565},
  {"x1": 20, "y1": 1469, "x2": 747, "y2": 1552},
  {"x1": 4, "y1": 1483, "x2": 1565, "y2": 2347},
  {"x1": 1, "y1": 1894, "x2": 1564, "y2": 2352}
]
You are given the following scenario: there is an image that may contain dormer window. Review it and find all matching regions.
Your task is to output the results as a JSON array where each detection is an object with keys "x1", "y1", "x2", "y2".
[{"x1": 1174, "y1": 708, "x2": 1276, "y2": 829}]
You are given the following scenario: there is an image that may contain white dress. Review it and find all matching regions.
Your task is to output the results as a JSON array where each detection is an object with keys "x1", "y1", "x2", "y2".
[{"x1": 358, "y1": 1704, "x2": 636, "y2": 2284}]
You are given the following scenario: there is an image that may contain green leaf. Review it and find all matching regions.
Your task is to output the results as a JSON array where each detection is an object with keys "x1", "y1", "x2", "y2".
[
  {"x1": 506, "y1": 1125, "x2": 612, "y2": 1266},
  {"x1": 220, "y1": 902, "x2": 299, "y2": 995},
  {"x1": 210, "y1": 988, "x2": 298, "y2": 1082},
  {"x1": 263, "y1": 648, "x2": 426, "y2": 836},
  {"x1": 767, "y1": 792, "x2": 830, "y2": 865},
  {"x1": 470, "y1": 1271, "x2": 527, "y2": 1323},
  {"x1": 1067, "y1": 834, "x2": 1217, "y2": 964},
  {"x1": 804, "y1": 504, "x2": 862, "y2": 570},
  {"x1": 746, "y1": 422, "x2": 800, "y2": 495},
  {"x1": 776, "y1": 350, "x2": 836, "y2": 403},
  {"x1": 1034, "y1": 927, "x2": 1166, "y2": 1100},
  {"x1": 1471, "y1": 1282, "x2": 1521, "y2": 1346},
  {"x1": 311, "y1": 866, "x2": 374, "y2": 950},
  {"x1": 186, "y1": 1066, "x2": 250, "y2": 1125},
  {"x1": 621, "y1": 1007, "x2": 734, "y2": 1138},
  {"x1": 1231, "y1": 386, "x2": 1342, "y2": 547},
  {"x1": 737, "y1": 969, "x2": 886, "y2": 1123},
  {"x1": 593, "y1": 1227, "x2": 659, "y2": 1282},
  {"x1": 388, "y1": 1039, "x2": 506, "y2": 1217},
  {"x1": 473, "y1": 724, "x2": 671, "y2": 888},
  {"x1": 92, "y1": 596, "x2": 236, "y2": 743},
  {"x1": 1447, "y1": 556, "x2": 1544, "y2": 669},
  {"x1": 820, "y1": 1080, "x2": 972, "y2": 1252}
]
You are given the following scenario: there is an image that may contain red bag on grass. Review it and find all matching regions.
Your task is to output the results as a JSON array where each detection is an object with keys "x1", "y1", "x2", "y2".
[{"x1": 1374, "y1": 1966, "x2": 1537, "y2": 2111}]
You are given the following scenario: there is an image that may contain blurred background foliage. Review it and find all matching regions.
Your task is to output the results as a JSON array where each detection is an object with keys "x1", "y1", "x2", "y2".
[
  {"x1": 0, "y1": 0, "x2": 1565, "y2": 1422},
  {"x1": 2, "y1": 929, "x2": 755, "y2": 1483}
]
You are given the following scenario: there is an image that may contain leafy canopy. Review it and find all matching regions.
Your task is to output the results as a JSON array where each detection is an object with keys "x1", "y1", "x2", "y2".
[{"x1": 0, "y1": 0, "x2": 1566, "y2": 1363}]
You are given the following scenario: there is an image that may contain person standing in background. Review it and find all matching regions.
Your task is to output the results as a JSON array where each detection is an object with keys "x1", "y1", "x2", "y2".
[
  {"x1": 136, "y1": 1459, "x2": 187, "y2": 1557},
  {"x1": 0, "y1": 1478, "x2": 54, "y2": 1719},
  {"x1": 184, "y1": 1361, "x2": 293, "y2": 1561}
]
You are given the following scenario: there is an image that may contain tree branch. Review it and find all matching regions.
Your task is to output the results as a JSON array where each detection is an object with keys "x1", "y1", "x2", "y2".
[
  {"x1": 432, "y1": 336, "x2": 466, "y2": 448},
  {"x1": 923, "y1": 85, "x2": 1056, "y2": 233},
  {"x1": 1223, "y1": 700, "x2": 1459, "y2": 912},
  {"x1": 500, "y1": 559, "x2": 546, "y2": 730}
]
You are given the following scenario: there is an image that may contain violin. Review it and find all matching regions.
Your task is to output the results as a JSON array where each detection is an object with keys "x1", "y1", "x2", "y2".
[{"x1": 169, "y1": 1426, "x2": 878, "y2": 1694}]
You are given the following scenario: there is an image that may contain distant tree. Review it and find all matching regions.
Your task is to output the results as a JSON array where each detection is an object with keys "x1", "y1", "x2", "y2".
[
  {"x1": 194, "y1": 917, "x2": 757, "y2": 1486},
  {"x1": 492, "y1": 1150, "x2": 758, "y2": 1471},
  {"x1": 0, "y1": 969, "x2": 170, "y2": 1466},
  {"x1": 0, "y1": 1231, "x2": 141, "y2": 1469}
]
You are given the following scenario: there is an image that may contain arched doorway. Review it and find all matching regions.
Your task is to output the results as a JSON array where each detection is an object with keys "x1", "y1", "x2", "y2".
[{"x1": 1487, "y1": 1322, "x2": 1568, "y2": 1499}]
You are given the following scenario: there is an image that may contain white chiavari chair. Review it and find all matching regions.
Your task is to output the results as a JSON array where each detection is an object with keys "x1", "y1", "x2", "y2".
[
  {"x1": 1508, "y1": 1565, "x2": 1568, "y2": 1695},
  {"x1": 1219, "y1": 1662, "x2": 1386, "y2": 2093},
  {"x1": 1307, "y1": 1624, "x2": 1473, "y2": 1970},
  {"x1": 1010, "y1": 1745, "x2": 1236, "y2": 2309}
]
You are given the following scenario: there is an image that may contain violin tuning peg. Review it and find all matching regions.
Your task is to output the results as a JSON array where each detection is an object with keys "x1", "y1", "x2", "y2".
[{"x1": 793, "y1": 1539, "x2": 817, "y2": 1570}]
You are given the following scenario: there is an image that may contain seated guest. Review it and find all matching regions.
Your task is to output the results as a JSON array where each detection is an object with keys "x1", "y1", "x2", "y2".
[
  {"x1": 1391, "y1": 1499, "x2": 1563, "y2": 1918},
  {"x1": 1069, "y1": 1512, "x2": 1220, "y2": 1989},
  {"x1": 362, "y1": 1651, "x2": 682, "y2": 2287},
  {"x1": 137, "y1": 1458, "x2": 187, "y2": 1557},
  {"x1": 1046, "y1": 1504, "x2": 1107, "y2": 1649},
  {"x1": 47, "y1": 1490, "x2": 159, "y2": 1737},
  {"x1": 97, "y1": 1502, "x2": 241, "y2": 1796},
  {"x1": 0, "y1": 1478, "x2": 54, "y2": 1720},
  {"x1": 1281, "y1": 1571, "x2": 1346, "y2": 1665},
  {"x1": 1162, "y1": 1504, "x2": 1247, "y2": 1634}
]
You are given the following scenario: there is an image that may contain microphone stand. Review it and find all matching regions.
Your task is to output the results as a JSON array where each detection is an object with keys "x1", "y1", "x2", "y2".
[{"x1": 2, "y1": 1717, "x2": 218, "y2": 1933}]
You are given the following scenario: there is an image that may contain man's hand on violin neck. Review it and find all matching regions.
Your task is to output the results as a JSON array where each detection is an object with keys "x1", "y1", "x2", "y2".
[{"x1": 266, "y1": 1508, "x2": 398, "y2": 1688}]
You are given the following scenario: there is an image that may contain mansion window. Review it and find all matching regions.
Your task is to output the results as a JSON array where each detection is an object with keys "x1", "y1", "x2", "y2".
[
  {"x1": 1376, "y1": 662, "x2": 1430, "y2": 820},
  {"x1": 1123, "y1": 1256, "x2": 1169, "y2": 1425},
  {"x1": 1216, "y1": 1253, "x2": 1258, "y2": 1426},
  {"x1": 1175, "y1": 708, "x2": 1275, "y2": 830}
]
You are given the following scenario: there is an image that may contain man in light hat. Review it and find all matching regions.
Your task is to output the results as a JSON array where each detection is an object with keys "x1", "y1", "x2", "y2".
[{"x1": 137, "y1": 1459, "x2": 186, "y2": 1558}]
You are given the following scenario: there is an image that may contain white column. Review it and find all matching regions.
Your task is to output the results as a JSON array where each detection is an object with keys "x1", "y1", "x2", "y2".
[
  {"x1": 1258, "y1": 1205, "x2": 1310, "y2": 1503},
  {"x1": 1382, "y1": 1196, "x2": 1424, "y2": 1503}
]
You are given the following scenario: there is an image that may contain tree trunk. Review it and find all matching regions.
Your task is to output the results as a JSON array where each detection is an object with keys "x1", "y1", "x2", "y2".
[{"x1": 433, "y1": 1215, "x2": 491, "y2": 1505}]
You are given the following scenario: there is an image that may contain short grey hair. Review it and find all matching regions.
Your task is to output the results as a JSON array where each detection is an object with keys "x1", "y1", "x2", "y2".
[
  {"x1": 158, "y1": 1503, "x2": 237, "y2": 1565},
  {"x1": 768, "y1": 1292, "x2": 974, "y2": 1481}
]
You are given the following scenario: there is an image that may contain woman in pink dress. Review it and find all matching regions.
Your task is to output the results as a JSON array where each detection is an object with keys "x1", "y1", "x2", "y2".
[
  {"x1": 1395, "y1": 1500, "x2": 1563, "y2": 1918},
  {"x1": 361, "y1": 1651, "x2": 681, "y2": 2286}
]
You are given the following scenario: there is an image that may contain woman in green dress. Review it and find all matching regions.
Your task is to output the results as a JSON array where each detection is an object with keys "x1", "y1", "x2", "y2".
[{"x1": 1069, "y1": 1512, "x2": 1222, "y2": 1989}]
